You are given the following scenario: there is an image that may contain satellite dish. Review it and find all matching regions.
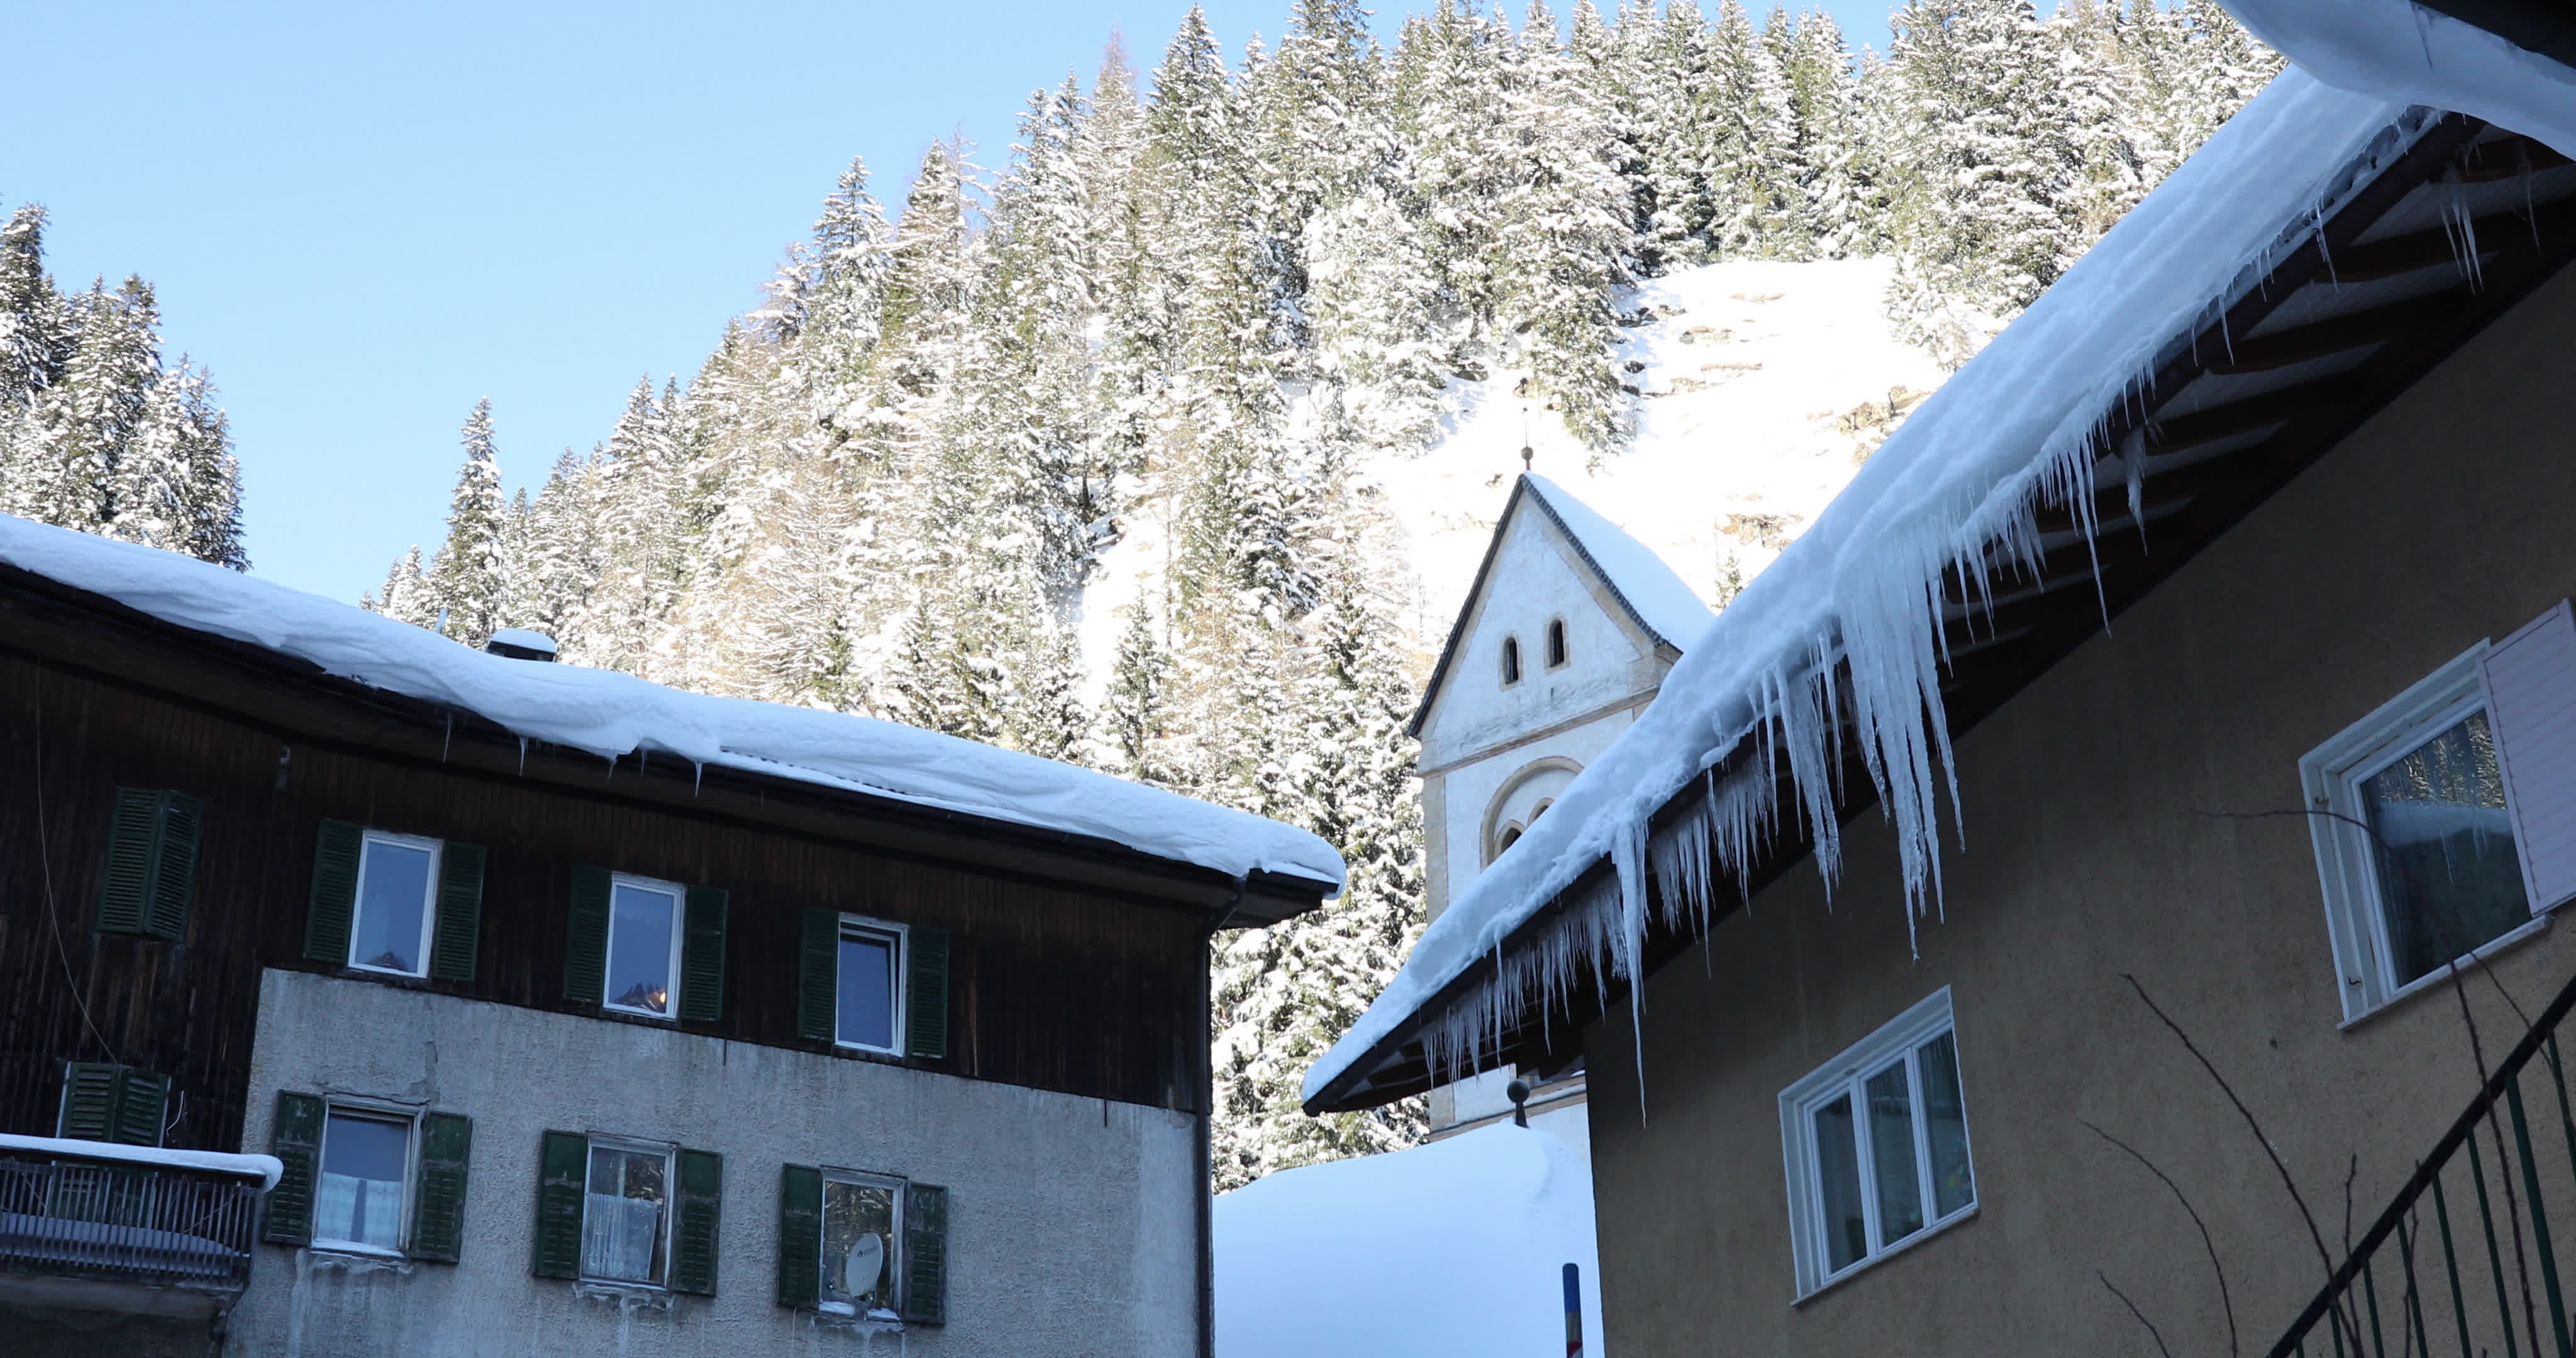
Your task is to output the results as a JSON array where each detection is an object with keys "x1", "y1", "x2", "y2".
[{"x1": 842, "y1": 1234, "x2": 885, "y2": 1300}]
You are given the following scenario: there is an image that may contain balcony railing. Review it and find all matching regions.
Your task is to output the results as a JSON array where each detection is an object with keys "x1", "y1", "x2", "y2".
[
  {"x1": 2269, "y1": 961, "x2": 2576, "y2": 1357},
  {"x1": 0, "y1": 1139, "x2": 270, "y2": 1303}
]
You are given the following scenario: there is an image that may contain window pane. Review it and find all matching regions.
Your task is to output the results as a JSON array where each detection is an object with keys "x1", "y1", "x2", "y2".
[
  {"x1": 352, "y1": 840, "x2": 434, "y2": 973},
  {"x1": 316, "y1": 1112, "x2": 408, "y2": 1250},
  {"x1": 838, "y1": 932, "x2": 896, "y2": 1049},
  {"x1": 606, "y1": 885, "x2": 676, "y2": 1015},
  {"x1": 583, "y1": 1146, "x2": 667, "y2": 1284},
  {"x1": 2361, "y1": 710, "x2": 2529, "y2": 986},
  {"x1": 1865, "y1": 1061, "x2": 1924, "y2": 1247},
  {"x1": 821, "y1": 1177, "x2": 898, "y2": 1312},
  {"x1": 1918, "y1": 1032, "x2": 1974, "y2": 1218},
  {"x1": 1812, "y1": 1093, "x2": 1868, "y2": 1273}
]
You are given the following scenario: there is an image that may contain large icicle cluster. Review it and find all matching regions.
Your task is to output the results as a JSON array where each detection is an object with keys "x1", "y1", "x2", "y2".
[{"x1": 1309, "y1": 69, "x2": 2430, "y2": 1107}]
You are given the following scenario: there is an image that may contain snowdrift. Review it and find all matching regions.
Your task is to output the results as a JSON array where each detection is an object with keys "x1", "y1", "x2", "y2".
[{"x1": 1215, "y1": 1123, "x2": 1604, "y2": 1357}]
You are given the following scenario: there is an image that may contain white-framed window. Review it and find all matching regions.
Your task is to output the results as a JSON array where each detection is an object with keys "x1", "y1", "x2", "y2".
[
  {"x1": 349, "y1": 830, "x2": 441, "y2": 977},
  {"x1": 1779, "y1": 988, "x2": 1975, "y2": 1298},
  {"x1": 1501, "y1": 635, "x2": 1523, "y2": 686},
  {"x1": 604, "y1": 874, "x2": 687, "y2": 1018},
  {"x1": 819, "y1": 1168, "x2": 905, "y2": 1317},
  {"x1": 314, "y1": 1103, "x2": 416, "y2": 1256},
  {"x1": 837, "y1": 915, "x2": 909, "y2": 1055},
  {"x1": 582, "y1": 1137, "x2": 674, "y2": 1286},
  {"x1": 2301, "y1": 643, "x2": 2540, "y2": 1021},
  {"x1": 1546, "y1": 617, "x2": 1568, "y2": 669}
]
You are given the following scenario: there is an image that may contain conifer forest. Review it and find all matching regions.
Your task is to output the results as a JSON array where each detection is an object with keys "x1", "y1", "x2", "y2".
[{"x1": 0, "y1": 0, "x2": 2277, "y2": 1189}]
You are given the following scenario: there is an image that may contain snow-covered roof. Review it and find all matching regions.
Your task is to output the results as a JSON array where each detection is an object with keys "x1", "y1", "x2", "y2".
[
  {"x1": 1521, "y1": 473, "x2": 1717, "y2": 649},
  {"x1": 1408, "y1": 472, "x2": 1715, "y2": 737},
  {"x1": 0, "y1": 1133, "x2": 286, "y2": 1192},
  {"x1": 1214, "y1": 1123, "x2": 1602, "y2": 1356},
  {"x1": 0, "y1": 515, "x2": 1346, "y2": 892},
  {"x1": 1307, "y1": 69, "x2": 2436, "y2": 1108},
  {"x1": 2224, "y1": 0, "x2": 2576, "y2": 157}
]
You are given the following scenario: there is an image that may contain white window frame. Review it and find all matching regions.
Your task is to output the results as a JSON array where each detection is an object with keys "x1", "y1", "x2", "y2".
[
  {"x1": 1777, "y1": 988, "x2": 1976, "y2": 1300},
  {"x1": 349, "y1": 829, "x2": 442, "y2": 979},
  {"x1": 2299, "y1": 642, "x2": 2548, "y2": 1024},
  {"x1": 1545, "y1": 617, "x2": 1569, "y2": 670},
  {"x1": 1500, "y1": 635, "x2": 1523, "y2": 687},
  {"x1": 835, "y1": 914, "x2": 910, "y2": 1057},
  {"x1": 311, "y1": 1100, "x2": 419, "y2": 1258},
  {"x1": 579, "y1": 1135, "x2": 677, "y2": 1289},
  {"x1": 602, "y1": 873, "x2": 688, "y2": 1020},
  {"x1": 816, "y1": 1166, "x2": 907, "y2": 1317}
]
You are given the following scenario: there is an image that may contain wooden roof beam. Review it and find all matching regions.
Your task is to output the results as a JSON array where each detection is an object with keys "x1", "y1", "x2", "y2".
[{"x1": 2208, "y1": 289, "x2": 2470, "y2": 374}]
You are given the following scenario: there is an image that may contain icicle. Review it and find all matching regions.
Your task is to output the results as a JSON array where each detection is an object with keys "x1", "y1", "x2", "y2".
[
  {"x1": 516, "y1": 736, "x2": 528, "y2": 775},
  {"x1": 1612, "y1": 820, "x2": 1649, "y2": 1122},
  {"x1": 2442, "y1": 176, "x2": 2485, "y2": 289}
]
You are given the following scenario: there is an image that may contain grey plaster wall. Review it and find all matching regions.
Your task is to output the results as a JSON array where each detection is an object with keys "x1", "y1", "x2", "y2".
[
  {"x1": 1585, "y1": 261, "x2": 2576, "y2": 1354},
  {"x1": 226, "y1": 968, "x2": 1197, "y2": 1357}
]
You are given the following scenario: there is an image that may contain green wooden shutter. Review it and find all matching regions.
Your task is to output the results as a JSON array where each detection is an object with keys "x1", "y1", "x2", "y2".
[
  {"x1": 797, "y1": 908, "x2": 837, "y2": 1043},
  {"x1": 532, "y1": 1130, "x2": 588, "y2": 1278},
  {"x1": 671, "y1": 1147, "x2": 722, "y2": 1295},
  {"x1": 563, "y1": 867, "x2": 611, "y2": 1007},
  {"x1": 263, "y1": 1091, "x2": 325, "y2": 1245},
  {"x1": 58, "y1": 1063, "x2": 118, "y2": 1139},
  {"x1": 96, "y1": 788, "x2": 163, "y2": 935},
  {"x1": 304, "y1": 820, "x2": 364, "y2": 964},
  {"x1": 429, "y1": 843, "x2": 486, "y2": 983},
  {"x1": 775, "y1": 1163, "x2": 823, "y2": 1308},
  {"x1": 679, "y1": 887, "x2": 728, "y2": 1024},
  {"x1": 900, "y1": 1182, "x2": 948, "y2": 1325},
  {"x1": 409, "y1": 1112, "x2": 473, "y2": 1264},
  {"x1": 111, "y1": 1069, "x2": 169, "y2": 1147},
  {"x1": 906, "y1": 927, "x2": 950, "y2": 1060},
  {"x1": 143, "y1": 792, "x2": 201, "y2": 942}
]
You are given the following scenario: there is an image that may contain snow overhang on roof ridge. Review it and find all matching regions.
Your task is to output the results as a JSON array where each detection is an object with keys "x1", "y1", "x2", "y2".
[
  {"x1": 0, "y1": 516, "x2": 1346, "y2": 893},
  {"x1": 1518, "y1": 473, "x2": 1717, "y2": 650},
  {"x1": 1306, "y1": 69, "x2": 2424, "y2": 1110},
  {"x1": 2224, "y1": 0, "x2": 2576, "y2": 158}
]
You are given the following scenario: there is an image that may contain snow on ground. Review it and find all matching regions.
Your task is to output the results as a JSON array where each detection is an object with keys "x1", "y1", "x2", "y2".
[
  {"x1": 1309, "y1": 69, "x2": 2421, "y2": 1105},
  {"x1": 0, "y1": 516, "x2": 1345, "y2": 888},
  {"x1": 1375, "y1": 257, "x2": 1947, "y2": 645},
  {"x1": 1215, "y1": 1122, "x2": 1605, "y2": 1357},
  {"x1": 1079, "y1": 257, "x2": 1945, "y2": 693}
]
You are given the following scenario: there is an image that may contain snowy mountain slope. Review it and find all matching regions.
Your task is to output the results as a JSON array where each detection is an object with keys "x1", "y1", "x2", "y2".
[{"x1": 1080, "y1": 257, "x2": 1949, "y2": 688}]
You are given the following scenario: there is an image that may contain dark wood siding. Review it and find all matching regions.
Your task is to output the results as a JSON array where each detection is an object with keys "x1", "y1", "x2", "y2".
[{"x1": 0, "y1": 648, "x2": 1209, "y2": 1154}]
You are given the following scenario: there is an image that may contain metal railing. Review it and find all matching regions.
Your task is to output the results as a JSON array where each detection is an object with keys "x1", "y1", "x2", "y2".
[
  {"x1": 0, "y1": 1149, "x2": 260, "y2": 1295},
  {"x1": 2272, "y1": 962, "x2": 2576, "y2": 1357}
]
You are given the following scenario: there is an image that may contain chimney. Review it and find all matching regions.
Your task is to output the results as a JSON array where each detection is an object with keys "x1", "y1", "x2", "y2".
[{"x1": 485, "y1": 628, "x2": 559, "y2": 663}]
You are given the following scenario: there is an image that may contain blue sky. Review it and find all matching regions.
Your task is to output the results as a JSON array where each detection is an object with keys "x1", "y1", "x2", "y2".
[{"x1": 9, "y1": 1, "x2": 1899, "y2": 603}]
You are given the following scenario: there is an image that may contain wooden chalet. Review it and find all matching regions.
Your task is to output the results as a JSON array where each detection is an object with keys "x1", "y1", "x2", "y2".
[{"x1": 0, "y1": 529, "x2": 1339, "y2": 1357}]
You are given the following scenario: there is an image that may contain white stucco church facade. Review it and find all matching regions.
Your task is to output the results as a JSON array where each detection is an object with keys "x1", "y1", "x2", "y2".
[{"x1": 1411, "y1": 473, "x2": 1716, "y2": 1152}]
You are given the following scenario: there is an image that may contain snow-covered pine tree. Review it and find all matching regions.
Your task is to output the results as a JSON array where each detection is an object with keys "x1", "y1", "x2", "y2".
[
  {"x1": 106, "y1": 362, "x2": 246, "y2": 567},
  {"x1": 1487, "y1": 0, "x2": 1631, "y2": 452},
  {"x1": 376, "y1": 544, "x2": 436, "y2": 627},
  {"x1": 1102, "y1": 585, "x2": 1173, "y2": 783},
  {"x1": 425, "y1": 398, "x2": 508, "y2": 646}
]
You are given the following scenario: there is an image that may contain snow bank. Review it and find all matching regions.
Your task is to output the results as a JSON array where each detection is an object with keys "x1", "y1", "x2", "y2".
[
  {"x1": 0, "y1": 516, "x2": 1346, "y2": 890},
  {"x1": 0, "y1": 1133, "x2": 285, "y2": 1192},
  {"x1": 1215, "y1": 1123, "x2": 1604, "y2": 1357},
  {"x1": 2226, "y1": 0, "x2": 2576, "y2": 158},
  {"x1": 1307, "y1": 69, "x2": 2416, "y2": 1105},
  {"x1": 1523, "y1": 473, "x2": 1714, "y2": 646}
]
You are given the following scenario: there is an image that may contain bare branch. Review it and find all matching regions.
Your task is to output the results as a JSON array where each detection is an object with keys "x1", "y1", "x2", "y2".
[
  {"x1": 2099, "y1": 1271, "x2": 2175, "y2": 1358},
  {"x1": 2080, "y1": 1117, "x2": 2240, "y2": 1357}
]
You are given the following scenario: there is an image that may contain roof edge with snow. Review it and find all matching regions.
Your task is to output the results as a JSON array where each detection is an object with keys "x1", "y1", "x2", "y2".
[{"x1": 0, "y1": 519, "x2": 1346, "y2": 907}]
